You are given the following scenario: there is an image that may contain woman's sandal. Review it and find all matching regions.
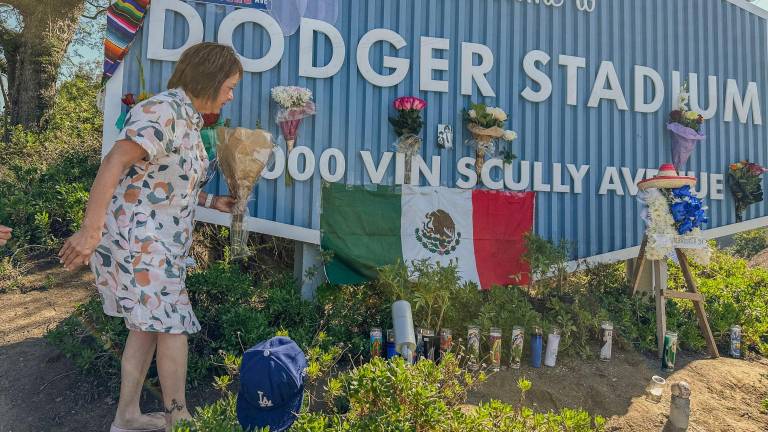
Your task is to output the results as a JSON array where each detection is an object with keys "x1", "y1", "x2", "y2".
[{"x1": 109, "y1": 413, "x2": 166, "y2": 432}]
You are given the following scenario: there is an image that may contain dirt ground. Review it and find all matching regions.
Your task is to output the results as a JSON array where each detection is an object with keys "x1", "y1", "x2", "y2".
[
  {"x1": 1, "y1": 260, "x2": 767, "y2": 432},
  {"x1": 468, "y1": 349, "x2": 768, "y2": 431}
]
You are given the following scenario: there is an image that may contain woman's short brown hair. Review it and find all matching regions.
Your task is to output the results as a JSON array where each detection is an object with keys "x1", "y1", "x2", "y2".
[{"x1": 167, "y1": 42, "x2": 243, "y2": 101}]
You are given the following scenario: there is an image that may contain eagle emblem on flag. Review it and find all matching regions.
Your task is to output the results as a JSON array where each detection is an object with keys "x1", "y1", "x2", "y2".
[{"x1": 415, "y1": 210, "x2": 461, "y2": 255}]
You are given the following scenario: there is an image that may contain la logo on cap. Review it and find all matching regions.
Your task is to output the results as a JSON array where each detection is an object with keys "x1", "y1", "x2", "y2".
[{"x1": 258, "y1": 391, "x2": 273, "y2": 408}]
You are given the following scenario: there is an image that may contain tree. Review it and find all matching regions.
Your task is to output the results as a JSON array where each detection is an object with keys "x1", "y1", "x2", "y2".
[{"x1": 0, "y1": 0, "x2": 107, "y2": 129}]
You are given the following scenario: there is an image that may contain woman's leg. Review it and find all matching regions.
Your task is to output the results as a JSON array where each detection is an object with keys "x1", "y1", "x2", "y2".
[
  {"x1": 156, "y1": 333, "x2": 192, "y2": 429},
  {"x1": 113, "y1": 329, "x2": 164, "y2": 429}
]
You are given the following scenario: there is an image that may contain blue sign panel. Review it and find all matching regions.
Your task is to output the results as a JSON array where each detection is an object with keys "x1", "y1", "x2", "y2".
[{"x1": 113, "y1": 0, "x2": 768, "y2": 260}]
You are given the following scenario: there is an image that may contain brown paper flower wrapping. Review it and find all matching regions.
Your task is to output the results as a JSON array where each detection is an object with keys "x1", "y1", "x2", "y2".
[
  {"x1": 467, "y1": 124, "x2": 505, "y2": 174},
  {"x1": 217, "y1": 127, "x2": 275, "y2": 258}
]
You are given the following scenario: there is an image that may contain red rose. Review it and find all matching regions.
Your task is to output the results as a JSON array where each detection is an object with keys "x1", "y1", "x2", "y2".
[
  {"x1": 121, "y1": 93, "x2": 136, "y2": 107},
  {"x1": 202, "y1": 113, "x2": 220, "y2": 127},
  {"x1": 670, "y1": 110, "x2": 682, "y2": 121}
]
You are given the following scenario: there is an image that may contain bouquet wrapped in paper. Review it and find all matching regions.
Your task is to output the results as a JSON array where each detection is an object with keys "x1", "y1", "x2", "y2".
[
  {"x1": 464, "y1": 103, "x2": 518, "y2": 175},
  {"x1": 272, "y1": 86, "x2": 316, "y2": 185},
  {"x1": 668, "y1": 81, "x2": 705, "y2": 173},
  {"x1": 389, "y1": 96, "x2": 426, "y2": 184},
  {"x1": 217, "y1": 127, "x2": 275, "y2": 259},
  {"x1": 728, "y1": 160, "x2": 767, "y2": 222}
]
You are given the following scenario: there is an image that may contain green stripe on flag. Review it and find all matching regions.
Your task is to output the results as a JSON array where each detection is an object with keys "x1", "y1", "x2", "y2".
[{"x1": 321, "y1": 183, "x2": 402, "y2": 284}]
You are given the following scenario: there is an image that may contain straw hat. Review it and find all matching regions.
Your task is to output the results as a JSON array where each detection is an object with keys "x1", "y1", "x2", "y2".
[{"x1": 637, "y1": 163, "x2": 697, "y2": 190}]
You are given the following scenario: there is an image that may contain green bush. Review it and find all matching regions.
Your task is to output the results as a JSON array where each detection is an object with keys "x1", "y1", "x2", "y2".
[
  {"x1": 727, "y1": 228, "x2": 768, "y2": 259},
  {"x1": 178, "y1": 355, "x2": 605, "y2": 432},
  {"x1": 668, "y1": 248, "x2": 768, "y2": 354},
  {"x1": 0, "y1": 72, "x2": 102, "y2": 252},
  {"x1": 315, "y1": 282, "x2": 389, "y2": 358},
  {"x1": 48, "y1": 263, "x2": 321, "y2": 389}
]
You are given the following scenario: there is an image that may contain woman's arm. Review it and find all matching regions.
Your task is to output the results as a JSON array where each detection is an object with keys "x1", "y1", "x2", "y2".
[
  {"x1": 197, "y1": 192, "x2": 235, "y2": 213},
  {"x1": 58, "y1": 140, "x2": 148, "y2": 270}
]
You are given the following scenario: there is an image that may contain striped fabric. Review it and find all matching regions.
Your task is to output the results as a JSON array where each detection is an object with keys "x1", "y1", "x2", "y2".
[{"x1": 103, "y1": 0, "x2": 151, "y2": 84}]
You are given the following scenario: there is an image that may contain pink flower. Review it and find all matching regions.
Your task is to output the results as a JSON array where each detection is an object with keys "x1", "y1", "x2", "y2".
[
  {"x1": 394, "y1": 96, "x2": 427, "y2": 111},
  {"x1": 748, "y1": 163, "x2": 766, "y2": 176}
]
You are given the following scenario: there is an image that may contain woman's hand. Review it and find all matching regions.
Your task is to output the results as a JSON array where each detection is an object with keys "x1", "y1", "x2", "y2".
[
  {"x1": 0, "y1": 225, "x2": 12, "y2": 247},
  {"x1": 212, "y1": 196, "x2": 236, "y2": 213},
  {"x1": 58, "y1": 226, "x2": 102, "y2": 271}
]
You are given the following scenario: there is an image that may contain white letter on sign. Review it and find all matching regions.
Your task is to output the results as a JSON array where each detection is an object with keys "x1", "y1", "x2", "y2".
[
  {"x1": 588, "y1": 61, "x2": 629, "y2": 111},
  {"x1": 361, "y1": 151, "x2": 393, "y2": 184},
  {"x1": 598, "y1": 167, "x2": 625, "y2": 196},
  {"x1": 461, "y1": 42, "x2": 496, "y2": 97},
  {"x1": 299, "y1": 18, "x2": 346, "y2": 79},
  {"x1": 357, "y1": 29, "x2": 410, "y2": 87},
  {"x1": 147, "y1": 0, "x2": 204, "y2": 61},
  {"x1": 559, "y1": 55, "x2": 586, "y2": 106},
  {"x1": 288, "y1": 146, "x2": 316, "y2": 182},
  {"x1": 456, "y1": 157, "x2": 478, "y2": 189},
  {"x1": 725, "y1": 79, "x2": 763, "y2": 125},
  {"x1": 522, "y1": 50, "x2": 552, "y2": 103},
  {"x1": 420, "y1": 37, "x2": 450, "y2": 93},
  {"x1": 219, "y1": 9, "x2": 284, "y2": 73},
  {"x1": 634, "y1": 65, "x2": 664, "y2": 114},
  {"x1": 319, "y1": 148, "x2": 346, "y2": 183}
]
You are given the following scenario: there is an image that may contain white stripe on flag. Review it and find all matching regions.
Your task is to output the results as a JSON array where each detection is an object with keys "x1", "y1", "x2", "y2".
[{"x1": 400, "y1": 186, "x2": 480, "y2": 285}]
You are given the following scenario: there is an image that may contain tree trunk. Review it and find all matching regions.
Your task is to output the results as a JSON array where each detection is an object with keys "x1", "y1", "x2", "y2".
[{"x1": 1, "y1": 0, "x2": 86, "y2": 129}]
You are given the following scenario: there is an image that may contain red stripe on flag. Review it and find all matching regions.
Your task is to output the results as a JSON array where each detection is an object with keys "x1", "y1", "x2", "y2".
[{"x1": 472, "y1": 190, "x2": 535, "y2": 289}]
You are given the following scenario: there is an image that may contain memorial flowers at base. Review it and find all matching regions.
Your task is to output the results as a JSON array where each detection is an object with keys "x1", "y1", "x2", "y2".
[
  {"x1": 667, "y1": 81, "x2": 705, "y2": 173},
  {"x1": 464, "y1": 103, "x2": 518, "y2": 175},
  {"x1": 271, "y1": 86, "x2": 316, "y2": 186},
  {"x1": 728, "y1": 160, "x2": 767, "y2": 222},
  {"x1": 389, "y1": 96, "x2": 426, "y2": 183},
  {"x1": 638, "y1": 164, "x2": 711, "y2": 265}
]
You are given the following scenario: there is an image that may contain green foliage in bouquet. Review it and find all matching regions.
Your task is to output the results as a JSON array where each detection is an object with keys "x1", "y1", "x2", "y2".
[
  {"x1": 728, "y1": 160, "x2": 766, "y2": 222},
  {"x1": 463, "y1": 103, "x2": 506, "y2": 129},
  {"x1": 388, "y1": 96, "x2": 426, "y2": 137},
  {"x1": 388, "y1": 108, "x2": 423, "y2": 136}
]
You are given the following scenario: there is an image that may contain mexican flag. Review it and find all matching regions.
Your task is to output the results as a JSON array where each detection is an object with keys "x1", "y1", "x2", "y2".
[{"x1": 321, "y1": 183, "x2": 535, "y2": 289}]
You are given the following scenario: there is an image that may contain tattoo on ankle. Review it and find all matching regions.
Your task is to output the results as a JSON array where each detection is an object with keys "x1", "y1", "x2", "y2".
[{"x1": 165, "y1": 399, "x2": 184, "y2": 415}]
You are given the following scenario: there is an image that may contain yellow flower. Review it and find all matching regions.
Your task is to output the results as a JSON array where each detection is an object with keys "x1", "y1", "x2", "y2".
[
  {"x1": 685, "y1": 111, "x2": 699, "y2": 120},
  {"x1": 730, "y1": 163, "x2": 743, "y2": 171}
]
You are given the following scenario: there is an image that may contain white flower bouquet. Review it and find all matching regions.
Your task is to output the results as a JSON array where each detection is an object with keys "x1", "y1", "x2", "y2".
[
  {"x1": 464, "y1": 103, "x2": 519, "y2": 175},
  {"x1": 271, "y1": 86, "x2": 316, "y2": 186}
]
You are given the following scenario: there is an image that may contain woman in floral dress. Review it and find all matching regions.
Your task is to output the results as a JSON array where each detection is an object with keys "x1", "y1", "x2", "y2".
[{"x1": 59, "y1": 43, "x2": 242, "y2": 432}]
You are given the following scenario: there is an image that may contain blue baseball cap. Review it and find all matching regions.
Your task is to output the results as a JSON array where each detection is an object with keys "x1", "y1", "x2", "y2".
[{"x1": 237, "y1": 337, "x2": 307, "y2": 432}]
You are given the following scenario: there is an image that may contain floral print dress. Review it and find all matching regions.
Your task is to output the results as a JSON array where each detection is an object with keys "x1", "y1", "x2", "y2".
[{"x1": 91, "y1": 88, "x2": 208, "y2": 334}]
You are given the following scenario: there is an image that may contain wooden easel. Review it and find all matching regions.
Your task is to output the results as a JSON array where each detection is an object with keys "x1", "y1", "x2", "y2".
[{"x1": 629, "y1": 236, "x2": 720, "y2": 358}]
